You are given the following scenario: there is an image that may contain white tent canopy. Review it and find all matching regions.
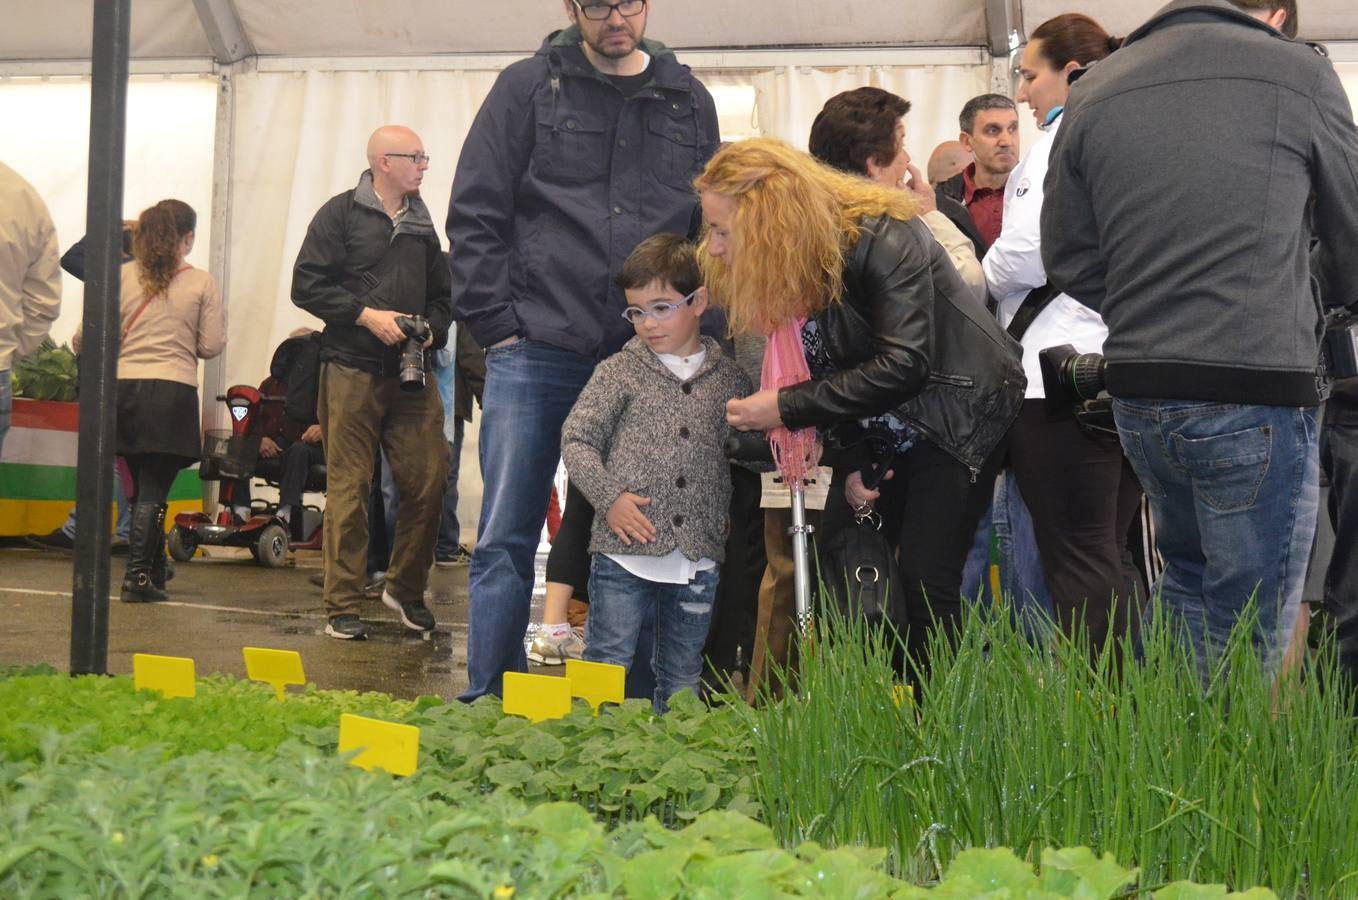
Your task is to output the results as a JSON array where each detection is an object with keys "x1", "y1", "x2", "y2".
[{"x1": 3, "y1": 0, "x2": 1358, "y2": 66}]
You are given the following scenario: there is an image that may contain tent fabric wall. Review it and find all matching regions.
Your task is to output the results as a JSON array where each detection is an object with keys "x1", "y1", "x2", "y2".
[{"x1": 0, "y1": 76, "x2": 219, "y2": 348}]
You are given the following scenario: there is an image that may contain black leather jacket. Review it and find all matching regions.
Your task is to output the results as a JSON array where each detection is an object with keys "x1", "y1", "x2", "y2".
[{"x1": 777, "y1": 215, "x2": 1026, "y2": 474}]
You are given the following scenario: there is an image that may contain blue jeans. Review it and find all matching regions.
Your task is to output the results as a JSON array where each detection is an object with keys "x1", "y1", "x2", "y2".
[
  {"x1": 961, "y1": 470, "x2": 1056, "y2": 634},
  {"x1": 0, "y1": 369, "x2": 10, "y2": 459},
  {"x1": 584, "y1": 554, "x2": 720, "y2": 713},
  {"x1": 462, "y1": 339, "x2": 596, "y2": 700},
  {"x1": 61, "y1": 460, "x2": 131, "y2": 542},
  {"x1": 1113, "y1": 399, "x2": 1320, "y2": 678},
  {"x1": 436, "y1": 417, "x2": 466, "y2": 555}
]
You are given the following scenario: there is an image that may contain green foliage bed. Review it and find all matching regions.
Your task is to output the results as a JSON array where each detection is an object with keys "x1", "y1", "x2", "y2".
[{"x1": 4, "y1": 600, "x2": 1347, "y2": 897}]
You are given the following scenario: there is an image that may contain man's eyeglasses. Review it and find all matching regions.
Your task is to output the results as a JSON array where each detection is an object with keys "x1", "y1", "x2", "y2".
[
  {"x1": 620, "y1": 288, "x2": 699, "y2": 324},
  {"x1": 385, "y1": 152, "x2": 430, "y2": 166},
  {"x1": 571, "y1": 0, "x2": 646, "y2": 22}
]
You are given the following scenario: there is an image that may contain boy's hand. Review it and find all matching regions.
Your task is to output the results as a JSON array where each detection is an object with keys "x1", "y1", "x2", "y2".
[{"x1": 607, "y1": 492, "x2": 656, "y2": 545}]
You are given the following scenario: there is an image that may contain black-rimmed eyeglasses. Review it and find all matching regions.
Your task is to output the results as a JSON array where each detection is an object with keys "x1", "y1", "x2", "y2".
[
  {"x1": 385, "y1": 152, "x2": 430, "y2": 166},
  {"x1": 571, "y1": 0, "x2": 646, "y2": 22},
  {"x1": 620, "y1": 288, "x2": 698, "y2": 324}
]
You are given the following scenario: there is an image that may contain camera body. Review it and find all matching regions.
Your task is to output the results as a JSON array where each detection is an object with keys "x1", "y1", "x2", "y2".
[
  {"x1": 1324, "y1": 306, "x2": 1358, "y2": 380},
  {"x1": 395, "y1": 315, "x2": 431, "y2": 392}
]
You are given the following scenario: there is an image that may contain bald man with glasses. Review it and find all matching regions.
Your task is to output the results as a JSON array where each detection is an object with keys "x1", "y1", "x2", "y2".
[
  {"x1": 448, "y1": 0, "x2": 721, "y2": 699},
  {"x1": 293, "y1": 125, "x2": 452, "y2": 642}
]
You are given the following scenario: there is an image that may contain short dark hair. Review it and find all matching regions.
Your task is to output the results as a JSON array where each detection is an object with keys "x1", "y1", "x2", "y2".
[
  {"x1": 616, "y1": 233, "x2": 701, "y2": 295},
  {"x1": 1228, "y1": 0, "x2": 1298, "y2": 37},
  {"x1": 808, "y1": 87, "x2": 911, "y2": 176},
  {"x1": 959, "y1": 94, "x2": 1018, "y2": 134}
]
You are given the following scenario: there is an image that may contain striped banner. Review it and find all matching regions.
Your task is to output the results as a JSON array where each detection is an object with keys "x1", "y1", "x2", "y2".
[{"x1": 0, "y1": 398, "x2": 203, "y2": 536}]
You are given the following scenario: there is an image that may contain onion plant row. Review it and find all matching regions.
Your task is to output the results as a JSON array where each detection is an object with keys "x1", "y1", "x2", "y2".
[{"x1": 740, "y1": 600, "x2": 1358, "y2": 896}]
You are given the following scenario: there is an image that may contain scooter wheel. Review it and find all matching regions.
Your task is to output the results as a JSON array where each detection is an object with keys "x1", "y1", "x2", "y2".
[
  {"x1": 254, "y1": 523, "x2": 289, "y2": 568},
  {"x1": 167, "y1": 525, "x2": 197, "y2": 562}
]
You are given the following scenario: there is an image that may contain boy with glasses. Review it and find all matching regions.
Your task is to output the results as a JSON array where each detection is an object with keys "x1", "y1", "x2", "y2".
[{"x1": 560, "y1": 235, "x2": 749, "y2": 712}]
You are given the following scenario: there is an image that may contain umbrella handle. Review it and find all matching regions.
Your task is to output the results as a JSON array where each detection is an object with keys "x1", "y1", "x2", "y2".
[{"x1": 787, "y1": 482, "x2": 815, "y2": 634}]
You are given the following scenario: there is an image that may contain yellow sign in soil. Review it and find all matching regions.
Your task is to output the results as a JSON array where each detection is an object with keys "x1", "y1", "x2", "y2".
[
  {"x1": 564, "y1": 659, "x2": 624, "y2": 714},
  {"x1": 503, "y1": 672, "x2": 573, "y2": 723},
  {"x1": 242, "y1": 647, "x2": 306, "y2": 700},
  {"x1": 338, "y1": 713, "x2": 420, "y2": 776},
  {"x1": 132, "y1": 653, "x2": 196, "y2": 699}
]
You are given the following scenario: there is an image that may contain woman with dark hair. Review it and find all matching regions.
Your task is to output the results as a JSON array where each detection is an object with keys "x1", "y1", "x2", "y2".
[
  {"x1": 75, "y1": 199, "x2": 225, "y2": 602},
  {"x1": 807, "y1": 86, "x2": 987, "y2": 307},
  {"x1": 705, "y1": 139, "x2": 1025, "y2": 673},
  {"x1": 981, "y1": 13, "x2": 1144, "y2": 650}
]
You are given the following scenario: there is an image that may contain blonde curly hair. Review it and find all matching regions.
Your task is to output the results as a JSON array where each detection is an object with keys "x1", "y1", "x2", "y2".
[{"x1": 694, "y1": 138, "x2": 917, "y2": 337}]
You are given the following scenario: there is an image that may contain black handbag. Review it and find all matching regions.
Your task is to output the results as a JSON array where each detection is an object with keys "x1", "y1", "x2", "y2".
[{"x1": 816, "y1": 427, "x2": 907, "y2": 631}]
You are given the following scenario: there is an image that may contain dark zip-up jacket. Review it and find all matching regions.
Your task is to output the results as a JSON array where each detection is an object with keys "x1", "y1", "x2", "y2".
[
  {"x1": 777, "y1": 215, "x2": 1027, "y2": 473},
  {"x1": 1041, "y1": 0, "x2": 1358, "y2": 406},
  {"x1": 446, "y1": 29, "x2": 720, "y2": 359},
  {"x1": 292, "y1": 171, "x2": 451, "y2": 376},
  {"x1": 936, "y1": 173, "x2": 988, "y2": 258}
]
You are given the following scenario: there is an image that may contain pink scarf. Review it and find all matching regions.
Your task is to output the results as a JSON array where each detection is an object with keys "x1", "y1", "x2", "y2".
[{"x1": 762, "y1": 317, "x2": 822, "y2": 486}]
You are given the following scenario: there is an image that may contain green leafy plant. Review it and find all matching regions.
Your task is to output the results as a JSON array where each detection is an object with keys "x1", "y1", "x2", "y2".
[
  {"x1": 740, "y1": 600, "x2": 1358, "y2": 895},
  {"x1": 12, "y1": 338, "x2": 78, "y2": 402}
]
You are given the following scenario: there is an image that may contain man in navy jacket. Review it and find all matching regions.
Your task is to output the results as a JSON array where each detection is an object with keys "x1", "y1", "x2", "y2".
[{"x1": 447, "y1": 0, "x2": 719, "y2": 699}]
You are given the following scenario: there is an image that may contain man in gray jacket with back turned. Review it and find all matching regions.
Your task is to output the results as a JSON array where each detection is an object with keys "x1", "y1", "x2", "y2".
[{"x1": 1041, "y1": 0, "x2": 1358, "y2": 679}]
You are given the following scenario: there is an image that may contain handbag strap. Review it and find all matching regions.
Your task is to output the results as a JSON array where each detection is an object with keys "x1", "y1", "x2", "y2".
[
  {"x1": 1006, "y1": 282, "x2": 1060, "y2": 342},
  {"x1": 122, "y1": 265, "x2": 192, "y2": 341}
]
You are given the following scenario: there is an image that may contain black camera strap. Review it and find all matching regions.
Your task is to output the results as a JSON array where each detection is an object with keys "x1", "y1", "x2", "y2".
[{"x1": 1006, "y1": 282, "x2": 1060, "y2": 343}]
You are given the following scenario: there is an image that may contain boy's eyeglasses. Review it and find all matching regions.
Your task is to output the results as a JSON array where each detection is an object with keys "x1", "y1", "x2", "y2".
[
  {"x1": 620, "y1": 288, "x2": 699, "y2": 324},
  {"x1": 571, "y1": 0, "x2": 646, "y2": 21}
]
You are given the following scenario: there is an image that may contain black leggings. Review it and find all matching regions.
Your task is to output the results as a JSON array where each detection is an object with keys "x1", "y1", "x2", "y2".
[
  {"x1": 546, "y1": 480, "x2": 594, "y2": 602},
  {"x1": 124, "y1": 453, "x2": 184, "y2": 505}
]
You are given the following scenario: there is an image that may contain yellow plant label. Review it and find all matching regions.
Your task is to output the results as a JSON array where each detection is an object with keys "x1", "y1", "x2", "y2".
[
  {"x1": 338, "y1": 713, "x2": 420, "y2": 776},
  {"x1": 564, "y1": 659, "x2": 624, "y2": 714},
  {"x1": 132, "y1": 653, "x2": 196, "y2": 699},
  {"x1": 503, "y1": 672, "x2": 572, "y2": 723},
  {"x1": 891, "y1": 683, "x2": 914, "y2": 709},
  {"x1": 242, "y1": 647, "x2": 306, "y2": 700}
]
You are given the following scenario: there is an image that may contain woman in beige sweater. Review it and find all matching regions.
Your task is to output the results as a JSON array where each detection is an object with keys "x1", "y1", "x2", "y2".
[{"x1": 75, "y1": 199, "x2": 225, "y2": 602}]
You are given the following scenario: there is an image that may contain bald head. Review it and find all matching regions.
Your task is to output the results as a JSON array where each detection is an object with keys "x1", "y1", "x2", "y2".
[
  {"x1": 367, "y1": 125, "x2": 423, "y2": 168},
  {"x1": 366, "y1": 125, "x2": 429, "y2": 204},
  {"x1": 927, "y1": 140, "x2": 972, "y2": 186}
]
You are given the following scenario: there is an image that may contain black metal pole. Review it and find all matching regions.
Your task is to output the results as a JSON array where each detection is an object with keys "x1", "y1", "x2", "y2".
[{"x1": 70, "y1": 0, "x2": 131, "y2": 676}]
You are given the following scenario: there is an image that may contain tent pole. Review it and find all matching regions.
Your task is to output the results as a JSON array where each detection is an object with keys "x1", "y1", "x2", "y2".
[
  {"x1": 70, "y1": 0, "x2": 131, "y2": 677},
  {"x1": 200, "y1": 72, "x2": 236, "y2": 514}
]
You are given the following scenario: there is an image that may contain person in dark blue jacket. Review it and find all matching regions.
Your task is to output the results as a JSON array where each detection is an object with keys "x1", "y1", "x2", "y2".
[{"x1": 447, "y1": 0, "x2": 720, "y2": 700}]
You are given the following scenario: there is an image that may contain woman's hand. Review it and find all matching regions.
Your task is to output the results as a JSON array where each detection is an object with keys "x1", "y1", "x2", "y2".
[
  {"x1": 726, "y1": 389, "x2": 784, "y2": 432},
  {"x1": 844, "y1": 468, "x2": 893, "y2": 511}
]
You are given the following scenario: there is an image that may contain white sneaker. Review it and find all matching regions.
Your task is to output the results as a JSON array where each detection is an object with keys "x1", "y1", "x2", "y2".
[{"x1": 527, "y1": 627, "x2": 586, "y2": 665}]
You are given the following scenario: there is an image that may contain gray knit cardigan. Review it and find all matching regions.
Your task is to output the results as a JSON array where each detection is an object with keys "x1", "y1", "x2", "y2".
[{"x1": 561, "y1": 335, "x2": 751, "y2": 563}]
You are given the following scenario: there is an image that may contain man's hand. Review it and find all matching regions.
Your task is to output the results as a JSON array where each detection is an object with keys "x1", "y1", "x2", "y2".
[
  {"x1": 357, "y1": 308, "x2": 407, "y2": 346},
  {"x1": 492, "y1": 335, "x2": 520, "y2": 349},
  {"x1": 726, "y1": 389, "x2": 784, "y2": 432},
  {"x1": 606, "y1": 492, "x2": 656, "y2": 545},
  {"x1": 258, "y1": 436, "x2": 282, "y2": 459},
  {"x1": 903, "y1": 164, "x2": 938, "y2": 214},
  {"x1": 301, "y1": 425, "x2": 322, "y2": 445}
]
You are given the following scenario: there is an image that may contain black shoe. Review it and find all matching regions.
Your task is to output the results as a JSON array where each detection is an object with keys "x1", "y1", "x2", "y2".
[
  {"x1": 148, "y1": 504, "x2": 173, "y2": 590},
  {"x1": 25, "y1": 529, "x2": 75, "y2": 552},
  {"x1": 120, "y1": 572, "x2": 169, "y2": 603},
  {"x1": 382, "y1": 591, "x2": 435, "y2": 632},
  {"x1": 324, "y1": 615, "x2": 369, "y2": 640},
  {"x1": 435, "y1": 545, "x2": 473, "y2": 567},
  {"x1": 363, "y1": 572, "x2": 386, "y2": 597}
]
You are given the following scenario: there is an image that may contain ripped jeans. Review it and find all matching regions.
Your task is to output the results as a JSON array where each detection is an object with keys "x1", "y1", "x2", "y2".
[{"x1": 584, "y1": 554, "x2": 719, "y2": 713}]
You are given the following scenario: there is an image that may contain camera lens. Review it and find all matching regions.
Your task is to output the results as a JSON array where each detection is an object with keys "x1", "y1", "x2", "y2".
[{"x1": 1065, "y1": 353, "x2": 1107, "y2": 400}]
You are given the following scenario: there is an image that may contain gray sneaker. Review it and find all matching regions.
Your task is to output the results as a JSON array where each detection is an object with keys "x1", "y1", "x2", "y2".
[
  {"x1": 527, "y1": 627, "x2": 586, "y2": 665},
  {"x1": 382, "y1": 590, "x2": 435, "y2": 632},
  {"x1": 324, "y1": 615, "x2": 369, "y2": 640}
]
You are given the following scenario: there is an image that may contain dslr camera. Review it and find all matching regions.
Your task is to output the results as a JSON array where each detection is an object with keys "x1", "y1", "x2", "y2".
[
  {"x1": 1324, "y1": 306, "x2": 1358, "y2": 380},
  {"x1": 395, "y1": 315, "x2": 431, "y2": 392},
  {"x1": 1038, "y1": 344, "x2": 1118, "y2": 444}
]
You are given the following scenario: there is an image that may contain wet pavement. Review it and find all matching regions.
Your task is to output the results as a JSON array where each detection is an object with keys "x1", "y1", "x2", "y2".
[{"x1": 0, "y1": 541, "x2": 550, "y2": 700}]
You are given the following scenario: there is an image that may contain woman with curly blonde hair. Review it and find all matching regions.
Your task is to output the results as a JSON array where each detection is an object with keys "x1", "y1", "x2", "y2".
[
  {"x1": 701, "y1": 138, "x2": 1024, "y2": 674},
  {"x1": 76, "y1": 199, "x2": 225, "y2": 603}
]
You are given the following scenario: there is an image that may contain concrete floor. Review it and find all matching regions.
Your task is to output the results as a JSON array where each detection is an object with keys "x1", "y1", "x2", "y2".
[{"x1": 0, "y1": 541, "x2": 547, "y2": 700}]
